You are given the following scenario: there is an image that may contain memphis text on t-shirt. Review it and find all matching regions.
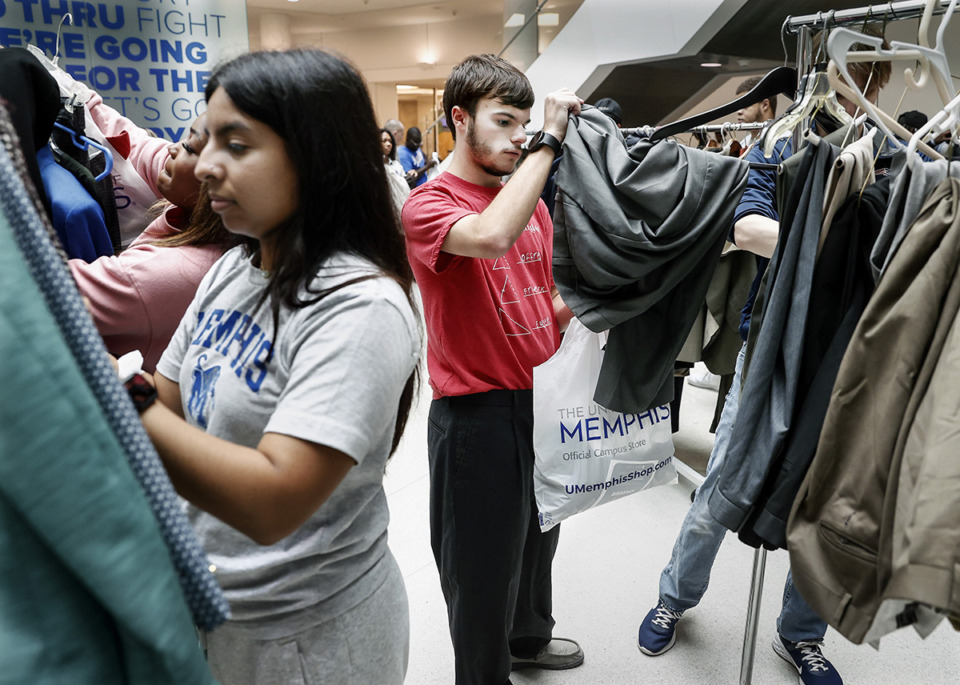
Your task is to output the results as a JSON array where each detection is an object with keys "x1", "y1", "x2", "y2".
[{"x1": 190, "y1": 308, "x2": 272, "y2": 392}]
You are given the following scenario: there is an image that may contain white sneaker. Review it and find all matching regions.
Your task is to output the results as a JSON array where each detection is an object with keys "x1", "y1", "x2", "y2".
[{"x1": 687, "y1": 364, "x2": 720, "y2": 391}]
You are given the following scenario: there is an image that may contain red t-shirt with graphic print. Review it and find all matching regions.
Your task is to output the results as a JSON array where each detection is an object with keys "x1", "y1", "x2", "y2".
[{"x1": 402, "y1": 171, "x2": 560, "y2": 398}]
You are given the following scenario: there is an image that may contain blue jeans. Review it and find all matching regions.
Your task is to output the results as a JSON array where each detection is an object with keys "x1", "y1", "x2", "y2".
[{"x1": 658, "y1": 344, "x2": 827, "y2": 643}]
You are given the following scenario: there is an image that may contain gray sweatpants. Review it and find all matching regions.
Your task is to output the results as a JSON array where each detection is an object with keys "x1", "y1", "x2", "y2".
[{"x1": 201, "y1": 555, "x2": 409, "y2": 685}]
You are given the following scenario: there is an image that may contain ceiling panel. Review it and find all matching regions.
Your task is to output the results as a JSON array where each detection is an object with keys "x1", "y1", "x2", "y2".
[
  {"x1": 246, "y1": 0, "x2": 495, "y2": 32},
  {"x1": 591, "y1": 0, "x2": 894, "y2": 126}
]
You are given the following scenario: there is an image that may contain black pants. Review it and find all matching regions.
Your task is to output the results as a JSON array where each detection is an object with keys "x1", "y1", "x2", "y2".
[{"x1": 428, "y1": 390, "x2": 559, "y2": 685}]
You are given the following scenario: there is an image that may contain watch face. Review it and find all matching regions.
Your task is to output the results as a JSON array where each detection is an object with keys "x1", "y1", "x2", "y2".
[{"x1": 529, "y1": 131, "x2": 544, "y2": 150}]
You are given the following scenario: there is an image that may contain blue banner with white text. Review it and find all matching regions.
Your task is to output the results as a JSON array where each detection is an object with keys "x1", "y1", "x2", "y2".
[{"x1": 0, "y1": 0, "x2": 249, "y2": 140}]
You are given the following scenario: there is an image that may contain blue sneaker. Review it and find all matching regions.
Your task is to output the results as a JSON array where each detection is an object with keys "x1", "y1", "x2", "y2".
[
  {"x1": 637, "y1": 600, "x2": 683, "y2": 656},
  {"x1": 773, "y1": 635, "x2": 843, "y2": 684}
]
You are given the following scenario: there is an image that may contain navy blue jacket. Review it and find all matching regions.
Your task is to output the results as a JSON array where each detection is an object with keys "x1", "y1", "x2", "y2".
[{"x1": 731, "y1": 138, "x2": 792, "y2": 339}]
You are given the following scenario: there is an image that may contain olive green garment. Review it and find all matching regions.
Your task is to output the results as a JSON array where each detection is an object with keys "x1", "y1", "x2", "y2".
[{"x1": 787, "y1": 178, "x2": 960, "y2": 644}]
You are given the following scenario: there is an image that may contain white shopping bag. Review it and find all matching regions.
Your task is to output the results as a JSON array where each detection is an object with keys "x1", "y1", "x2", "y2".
[{"x1": 533, "y1": 318, "x2": 677, "y2": 531}]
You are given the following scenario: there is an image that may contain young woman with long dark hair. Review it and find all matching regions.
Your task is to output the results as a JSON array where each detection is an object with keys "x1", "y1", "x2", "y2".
[
  {"x1": 132, "y1": 49, "x2": 420, "y2": 684},
  {"x1": 381, "y1": 127, "x2": 410, "y2": 216}
]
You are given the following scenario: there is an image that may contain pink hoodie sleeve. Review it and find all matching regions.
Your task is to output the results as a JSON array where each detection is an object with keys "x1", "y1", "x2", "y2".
[
  {"x1": 70, "y1": 238, "x2": 154, "y2": 367},
  {"x1": 86, "y1": 92, "x2": 170, "y2": 199},
  {"x1": 69, "y1": 215, "x2": 226, "y2": 372}
]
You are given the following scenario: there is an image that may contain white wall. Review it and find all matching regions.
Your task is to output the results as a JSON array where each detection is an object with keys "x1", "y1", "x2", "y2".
[{"x1": 524, "y1": 0, "x2": 750, "y2": 127}]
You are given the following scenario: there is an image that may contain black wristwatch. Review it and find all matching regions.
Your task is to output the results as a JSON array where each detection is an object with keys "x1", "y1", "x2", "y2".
[
  {"x1": 125, "y1": 373, "x2": 158, "y2": 414},
  {"x1": 528, "y1": 130, "x2": 562, "y2": 157}
]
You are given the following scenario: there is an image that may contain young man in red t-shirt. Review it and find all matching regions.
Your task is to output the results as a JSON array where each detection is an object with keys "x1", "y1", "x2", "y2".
[{"x1": 402, "y1": 54, "x2": 582, "y2": 684}]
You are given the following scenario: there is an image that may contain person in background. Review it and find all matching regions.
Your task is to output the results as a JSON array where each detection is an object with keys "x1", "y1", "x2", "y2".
[
  {"x1": 897, "y1": 109, "x2": 927, "y2": 134},
  {"x1": 686, "y1": 75, "x2": 778, "y2": 392},
  {"x1": 736, "y1": 74, "x2": 777, "y2": 146},
  {"x1": 895, "y1": 110, "x2": 949, "y2": 161},
  {"x1": 402, "y1": 53, "x2": 584, "y2": 685},
  {"x1": 65, "y1": 93, "x2": 237, "y2": 372},
  {"x1": 381, "y1": 128, "x2": 405, "y2": 178},
  {"x1": 134, "y1": 49, "x2": 420, "y2": 685},
  {"x1": 71, "y1": 177, "x2": 235, "y2": 373},
  {"x1": 636, "y1": 29, "x2": 892, "y2": 685},
  {"x1": 384, "y1": 118, "x2": 405, "y2": 148},
  {"x1": 48, "y1": 67, "x2": 233, "y2": 373},
  {"x1": 381, "y1": 127, "x2": 411, "y2": 217},
  {"x1": 399, "y1": 126, "x2": 437, "y2": 188},
  {"x1": 593, "y1": 97, "x2": 623, "y2": 127}
]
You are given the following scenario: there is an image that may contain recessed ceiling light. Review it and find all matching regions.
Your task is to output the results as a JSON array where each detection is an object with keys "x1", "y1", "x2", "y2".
[
  {"x1": 701, "y1": 62, "x2": 723, "y2": 68},
  {"x1": 538, "y1": 13, "x2": 559, "y2": 26},
  {"x1": 397, "y1": 85, "x2": 418, "y2": 90},
  {"x1": 505, "y1": 13, "x2": 524, "y2": 28}
]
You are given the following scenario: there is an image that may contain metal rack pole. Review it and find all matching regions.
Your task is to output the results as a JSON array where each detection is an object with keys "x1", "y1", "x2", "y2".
[
  {"x1": 737, "y1": 17, "x2": 806, "y2": 685},
  {"x1": 786, "y1": 0, "x2": 955, "y2": 32},
  {"x1": 687, "y1": 122, "x2": 770, "y2": 134},
  {"x1": 739, "y1": 548, "x2": 768, "y2": 685}
]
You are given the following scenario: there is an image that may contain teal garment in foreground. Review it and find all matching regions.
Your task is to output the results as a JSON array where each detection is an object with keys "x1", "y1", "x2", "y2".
[{"x1": 0, "y1": 213, "x2": 216, "y2": 684}]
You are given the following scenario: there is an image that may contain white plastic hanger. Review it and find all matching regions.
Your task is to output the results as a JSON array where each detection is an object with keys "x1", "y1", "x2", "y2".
[
  {"x1": 26, "y1": 43, "x2": 60, "y2": 72},
  {"x1": 905, "y1": 0, "x2": 960, "y2": 162},
  {"x1": 762, "y1": 67, "x2": 853, "y2": 156},
  {"x1": 52, "y1": 13, "x2": 72, "y2": 66},
  {"x1": 26, "y1": 13, "x2": 72, "y2": 72},
  {"x1": 907, "y1": 89, "x2": 960, "y2": 160},
  {"x1": 825, "y1": 21, "x2": 947, "y2": 160}
]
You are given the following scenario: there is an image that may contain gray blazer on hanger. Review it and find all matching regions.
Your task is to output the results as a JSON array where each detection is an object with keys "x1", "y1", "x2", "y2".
[{"x1": 553, "y1": 107, "x2": 750, "y2": 413}]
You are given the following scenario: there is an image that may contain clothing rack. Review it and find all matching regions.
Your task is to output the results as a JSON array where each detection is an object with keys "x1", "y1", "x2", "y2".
[
  {"x1": 606, "y1": 123, "x2": 779, "y2": 169},
  {"x1": 682, "y1": 122, "x2": 780, "y2": 169},
  {"x1": 786, "y1": 0, "x2": 957, "y2": 31},
  {"x1": 619, "y1": 121, "x2": 769, "y2": 138},
  {"x1": 686, "y1": 122, "x2": 769, "y2": 135},
  {"x1": 738, "y1": 3, "x2": 954, "y2": 683},
  {"x1": 780, "y1": 1, "x2": 958, "y2": 158}
]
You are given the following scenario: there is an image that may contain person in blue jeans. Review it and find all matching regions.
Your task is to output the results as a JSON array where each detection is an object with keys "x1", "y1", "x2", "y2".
[
  {"x1": 638, "y1": 35, "x2": 891, "y2": 684},
  {"x1": 639, "y1": 342, "x2": 835, "y2": 679}
]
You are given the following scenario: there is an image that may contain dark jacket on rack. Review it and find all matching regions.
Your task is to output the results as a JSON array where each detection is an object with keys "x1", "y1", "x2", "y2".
[
  {"x1": 700, "y1": 246, "x2": 757, "y2": 376},
  {"x1": 0, "y1": 47, "x2": 61, "y2": 214},
  {"x1": 788, "y1": 176, "x2": 960, "y2": 644},
  {"x1": 553, "y1": 107, "x2": 750, "y2": 413},
  {"x1": 745, "y1": 175, "x2": 892, "y2": 549},
  {"x1": 871, "y1": 155, "x2": 960, "y2": 282},
  {"x1": 708, "y1": 135, "x2": 838, "y2": 532}
]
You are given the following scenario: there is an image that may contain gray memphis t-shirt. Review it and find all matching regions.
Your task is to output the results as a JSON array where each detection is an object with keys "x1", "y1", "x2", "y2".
[{"x1": 157, "y1": 247, "x2": 420, "y2": 637}]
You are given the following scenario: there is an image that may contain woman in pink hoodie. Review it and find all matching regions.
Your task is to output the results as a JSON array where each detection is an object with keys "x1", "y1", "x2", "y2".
[{"x1": 69, "y1": 98, "x2": 236, "y2": 372}]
